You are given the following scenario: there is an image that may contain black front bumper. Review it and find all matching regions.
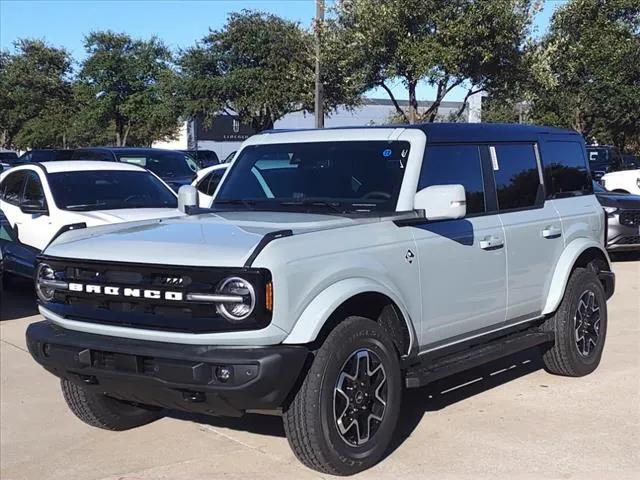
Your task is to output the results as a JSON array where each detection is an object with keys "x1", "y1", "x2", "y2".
[{"x1": 26, "y1": 321, "x2": 309, "y2": 417}]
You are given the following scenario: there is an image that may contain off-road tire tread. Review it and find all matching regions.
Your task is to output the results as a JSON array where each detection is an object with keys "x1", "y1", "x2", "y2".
[
  {"x1": 541, "y1": 267, "x2": 606, "y2": 377},
  {"x1": 283, "y1": 316, "x2": 399, "y2": 476},
  {"x1": 61, "y1": 379, "x2": 160, "y2": 431}
]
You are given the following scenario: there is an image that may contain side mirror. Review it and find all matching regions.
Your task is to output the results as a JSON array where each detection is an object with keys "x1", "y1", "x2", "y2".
[
  {"x1": 20, "y1": 200, "x2": 48, "y2": 215},
  {"x1": 177, "y1": 185, "x2": 198, "y2": 213},
  {"x1": 414, "y1": 184, "x2": 466, "y2": 221}
]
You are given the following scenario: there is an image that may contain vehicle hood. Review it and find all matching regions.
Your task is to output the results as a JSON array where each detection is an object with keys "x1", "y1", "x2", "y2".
[
  {"x1": 602, "y1": 169, "x2": 640, "y2": 179},
  {"x1": 74, "y1": 208, "x2": 183, "y2": 226},
  {"x1": 595, "y1": 191, "x2": 640, "y2": 209},
  {"x1": 44, "y1": 211, "x2": 388, "y2": 267}
]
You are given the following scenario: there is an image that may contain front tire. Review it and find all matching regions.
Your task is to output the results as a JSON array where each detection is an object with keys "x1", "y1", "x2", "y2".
[
  {"x1": 283, "y1": 316, "x2": 402, "y2": 476},
  {"x1": 542, "y1": 268, "x2": 607, "y2": 377},
  {"x1": 61, "y1": 379, "x2": 161, "y2": 431}
]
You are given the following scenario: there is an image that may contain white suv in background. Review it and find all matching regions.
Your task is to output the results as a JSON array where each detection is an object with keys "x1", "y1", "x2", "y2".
[
  {"x1": 601, "y1": 168, "x2": 640, "y2": 195},
  {"x1": 0, "y1": 161, "x2": 181, "y2": 279}
]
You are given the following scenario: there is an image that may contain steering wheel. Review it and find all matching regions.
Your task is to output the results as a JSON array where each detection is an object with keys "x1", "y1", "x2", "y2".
[
  {"x1": 361, "y1": 191, "x2": 391, "y2": 200},
  {"x1": 124, "y1": 194, "x2": 147, "y2": 204}
]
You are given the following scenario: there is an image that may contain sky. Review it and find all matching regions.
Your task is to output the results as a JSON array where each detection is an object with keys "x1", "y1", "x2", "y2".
[{"x1": 0, "y1": 0, "x2": 566, "y2": 102}]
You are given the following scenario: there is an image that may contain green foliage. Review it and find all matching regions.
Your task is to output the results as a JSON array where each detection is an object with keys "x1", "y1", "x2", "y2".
[
  {"x1": 77, "y1": 31, "x2": 182, "y2": 146},
  {"x1": 526, "y1": 0, "x2": 640, "y2": 151},
  {"x1": 180, "y1": 10, "x2": 360, "y2": 132},
  {"x1": 0, "y1": 39, "x2": 73, "y2": 149},
  {"x1": 326, "y1": 0, "x2": 537, "y2": 123}
]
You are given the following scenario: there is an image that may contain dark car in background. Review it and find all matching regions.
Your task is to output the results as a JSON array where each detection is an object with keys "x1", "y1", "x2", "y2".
[
  {"x1": 594, "y1": 181, "x2": 640, "y2": 252},
  {"x1": 71, "y1": 147, "x2": 200, "y2": 191},
  {"x1": 0, "y1": 151, "x2": 19, "y2": 169},
  {"x1": 586, "y1": 145, "x2": 639, "y2": 181},
  {"x1": 17, "y1": 149, "x2": 74, "y2": 163},
  {"x1": 182, "y1": 149, "x2": 219, "y2": 168}
]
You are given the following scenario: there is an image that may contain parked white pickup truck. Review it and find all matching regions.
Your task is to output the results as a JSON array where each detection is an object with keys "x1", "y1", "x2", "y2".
[{"x1": 601, "y1": 168, "x2": 640, "y2": 195}]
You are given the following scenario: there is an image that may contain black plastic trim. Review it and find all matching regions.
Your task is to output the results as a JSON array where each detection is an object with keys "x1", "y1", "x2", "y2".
[
  {"x1": 244, "y1": 229, "x2": 293, "y2": 267},
  {"x1": 26, "y1": 321, "x2": 309, "y2": 416},
  {"x1": 44, "y1": 223, "x2": 87, "y2": 250}
]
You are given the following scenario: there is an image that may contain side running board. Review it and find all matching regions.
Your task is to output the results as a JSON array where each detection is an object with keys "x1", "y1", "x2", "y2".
[{"x1": 405, "y1": 329, "x2": 554, "y2": 389}]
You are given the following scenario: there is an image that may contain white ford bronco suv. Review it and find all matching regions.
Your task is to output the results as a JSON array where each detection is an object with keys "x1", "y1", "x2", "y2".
[{"x1": 26, "y1": 124, "x2": 615, "y2": 475}]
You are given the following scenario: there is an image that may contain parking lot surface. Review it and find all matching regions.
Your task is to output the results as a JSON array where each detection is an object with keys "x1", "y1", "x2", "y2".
[{"x1": 1, "y1": 258, "x2": 638, "y2": 480}]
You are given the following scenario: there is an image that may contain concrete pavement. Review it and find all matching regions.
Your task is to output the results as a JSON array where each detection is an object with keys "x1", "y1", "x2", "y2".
[{"x1": 1, "y1": 258, "x2": 638, "y2": 480}]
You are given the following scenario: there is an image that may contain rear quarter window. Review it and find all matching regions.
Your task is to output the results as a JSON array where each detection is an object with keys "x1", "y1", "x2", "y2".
[{"x1": 543, "y1": 142, "x2": 593, "y2": 198}]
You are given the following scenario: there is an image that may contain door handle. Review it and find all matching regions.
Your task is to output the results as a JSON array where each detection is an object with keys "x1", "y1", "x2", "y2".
[
  {"x1": 542, "y1": 226, "x2": 562, "y2": 239},
  {"x1": 479, "y1": 235, "x2": 504, "y2": 250}
]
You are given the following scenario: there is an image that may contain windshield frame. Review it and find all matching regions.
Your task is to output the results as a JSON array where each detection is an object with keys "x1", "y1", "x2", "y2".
[{"x1": 214, "y1": 140, "x2": 411, "y2": 215}]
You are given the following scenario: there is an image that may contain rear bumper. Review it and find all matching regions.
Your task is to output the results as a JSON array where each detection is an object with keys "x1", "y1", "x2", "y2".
[{"x1": 26, "y1": 321, "x2": 309, "y2": 417}]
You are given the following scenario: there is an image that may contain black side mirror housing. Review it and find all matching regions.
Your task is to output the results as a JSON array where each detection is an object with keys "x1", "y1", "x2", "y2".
[{"x1": 20, "y1": 201, "x2": 48, "y2": 215}]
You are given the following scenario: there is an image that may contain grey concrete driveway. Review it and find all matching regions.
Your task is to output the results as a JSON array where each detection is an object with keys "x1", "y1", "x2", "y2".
[{"x1": 1, "y1": 258, "x2": 639, "y2": 480}]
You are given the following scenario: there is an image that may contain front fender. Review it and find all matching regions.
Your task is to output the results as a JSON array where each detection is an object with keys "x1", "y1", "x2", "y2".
[
  {"x1": 542, "y1": 238, "x2": 611, "y2": 315},
  {"x1": 283, "y1": 277, "x2": 417, "y2": 354}
]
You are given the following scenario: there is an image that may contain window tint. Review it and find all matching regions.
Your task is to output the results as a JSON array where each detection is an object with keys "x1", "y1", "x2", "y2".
[
  {"x1": 23, "y1": 172, "x2": 46, "y2": 207},
  {"x1": 419, "y1": 145, "x2": 486, "y2": 215},
  {"x1": 197, "y1": 170, "x2": 225, "y2": 196},
  {"x1": 543, "y1": 142, "x2": 592, "y2": 198},
  {"x1": 1, "y1": 171, "x2": 26, "y2": 205},
  {"x1": 116, "y1": 151, "x2": 199, "y2": 177},
  {"x1": 492, "y1": 144, "x2": 542, "y2": 211},
  {"x1": 48, "y1": 171, "x2": 178, "y2": 211},
  {"x1": 217, "y1": 142, "x2": 409, "y2": 212}
]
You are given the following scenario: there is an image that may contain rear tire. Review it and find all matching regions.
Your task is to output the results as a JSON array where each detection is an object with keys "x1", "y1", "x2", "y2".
[
  {"x1": 283, "y1": 316, "x2": 402, "y2": 475},
  {"x1": 542, "y1": 268, "x2": 607, "y2": 377},
  {"x1": 61, "y1": 379, "x2": 161, "y2": 431}
]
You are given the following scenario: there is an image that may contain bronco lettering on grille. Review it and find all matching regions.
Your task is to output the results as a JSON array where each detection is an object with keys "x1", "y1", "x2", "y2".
[{"x1": 68, "y1": 283, "x2": 183, "y2": 301}]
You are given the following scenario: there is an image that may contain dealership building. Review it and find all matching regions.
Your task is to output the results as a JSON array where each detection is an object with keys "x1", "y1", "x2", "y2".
[{"x1": 154, "y1": 95, "x2": 484, "y2": 159}]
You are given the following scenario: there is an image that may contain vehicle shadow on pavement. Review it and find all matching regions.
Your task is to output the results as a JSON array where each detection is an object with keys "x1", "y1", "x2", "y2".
[
  {"x1": 386, "y1": 347, "x2": 545, "y2": 458},
  {"x1": 168, "y1": 347, "x2": 545, "y2": 447},
  {"x1": 168, "y1": 410, "x2": 286, "y2": 437},
  {"x1": 0, "y1": 278, "x2": 38, "y2": 321}
]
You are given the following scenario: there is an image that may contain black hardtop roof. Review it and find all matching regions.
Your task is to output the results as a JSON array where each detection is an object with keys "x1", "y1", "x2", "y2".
[{"x1": 264, "y1": 123, "x2": 579, "y2": 143}]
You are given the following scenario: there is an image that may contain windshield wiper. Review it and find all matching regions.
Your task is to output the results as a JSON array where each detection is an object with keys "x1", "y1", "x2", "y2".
[
  {"x1": 279, "y1": 199, "x2": 344, "y2": 213},
  {"x1": 65, "y1": 202, "x2": 108, "y2": 211},
  {"x1": 212, "y1": 199, "x2": 257, "y2": 208}
]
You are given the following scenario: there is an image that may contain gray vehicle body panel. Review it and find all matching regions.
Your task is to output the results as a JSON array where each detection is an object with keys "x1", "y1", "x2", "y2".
[{"x1": 37, "y1": 126, "x2": 611, "y2": 355}]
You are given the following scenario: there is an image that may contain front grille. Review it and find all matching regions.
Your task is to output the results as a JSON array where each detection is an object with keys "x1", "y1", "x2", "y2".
[
  {"x1": 40, "y1": 256, "x2": 271, "y2": 333},
  {"x1": 619, "y1": 210, "x2": 640, "y2": 227}
]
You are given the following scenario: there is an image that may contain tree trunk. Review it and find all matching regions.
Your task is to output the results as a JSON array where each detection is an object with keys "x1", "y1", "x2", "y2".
[
  {"x1": 378, "y1": 82, "x2": 409, "y2": 123},
  {"x1": 408, "y1": 80, "x2": 418, "y2": 124}
]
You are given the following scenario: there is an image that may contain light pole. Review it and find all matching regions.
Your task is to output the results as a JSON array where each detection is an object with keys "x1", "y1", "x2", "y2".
[{"x1": 314, "y1": 0, "x2": 325, "y2": 128}]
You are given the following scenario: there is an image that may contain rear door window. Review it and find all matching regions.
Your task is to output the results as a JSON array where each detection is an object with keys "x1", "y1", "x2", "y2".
[
  {"x1": 542, "y1": 142, "x2": 592, "y2": 198},
  {"x1": 492, "y1": 144, "x2": 543, "y2": 211},
  {"x1": 197, "y1": 169, "x2": 226, "y2": 196},
  {"x1": 1, "y1": 171, "x2": 27, "y2": 205},
  {"x1": 419, "y1": 144, "x2": 486, "y2": 215},
  {"x1": 23, "y1": 171, "x2": 47, "y2": 207}
]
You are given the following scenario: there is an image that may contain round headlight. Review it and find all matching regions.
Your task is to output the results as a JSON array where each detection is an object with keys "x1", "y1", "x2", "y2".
[
  {"x1": 216, "y1": 277, "x2": 256, "y2": 322},
  {"x1": 36, "y1": 263, "x2": 56, "y2": 302}
]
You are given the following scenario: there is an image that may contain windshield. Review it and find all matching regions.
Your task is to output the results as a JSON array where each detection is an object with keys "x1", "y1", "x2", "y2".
[
  {"x1": 215, "y1": 141, "x2": 410, "y2": 213},
  {"x1": 48, "y1": 170, "x2": 178, "y2": 211},
  {"x1": 115, "y1": 151, "x2": 199, "y2": 178}
]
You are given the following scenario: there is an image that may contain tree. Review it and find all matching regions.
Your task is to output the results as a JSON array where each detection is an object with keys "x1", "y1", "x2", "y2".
[
  {"x1": 0, "y1": 39, "x2": 73, "y2": 149},
  {"x1": 77, "y1": 31, "x2": 182, "y2": 146},
  {"x1": 179, "y1": 10, "x2": 360, "y2": 132},
  {"x1": 527, "y1": 0, "x2": 640, "y2": 151},
  {"x1": 325, "y1": 0, "x2": 538, "y2": 123}
]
